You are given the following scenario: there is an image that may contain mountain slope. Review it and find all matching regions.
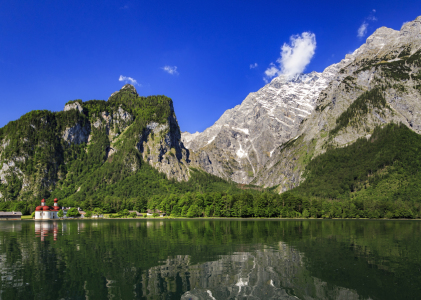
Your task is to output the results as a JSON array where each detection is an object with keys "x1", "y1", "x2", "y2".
[
  {"x1": 293, "y1": 123, "x2": 421, "y2": 204},
  {"x1": 253, "y1": 16, "x2": 421, "y2": 191},
  {"x1": 182, "y1": 59, "x2": 354, "y2": 184},
  {"x1": 182, "y1": 16, "x2": 421, "y2": 192}
]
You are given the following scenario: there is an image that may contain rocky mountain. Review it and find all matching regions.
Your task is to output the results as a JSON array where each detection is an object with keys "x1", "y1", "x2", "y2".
[
  {"x1": 183, "y1": 16, "x2": 421, "y2": 191},
  {"x1": 254, "y1": 16, "x2": 421, "y2": 191},
  {"x1": 0, "y1": 84, "x2": 191, "y2": 203},
  {"x1": 182, "y1": 47, "x2": 353, "y2": 184}
]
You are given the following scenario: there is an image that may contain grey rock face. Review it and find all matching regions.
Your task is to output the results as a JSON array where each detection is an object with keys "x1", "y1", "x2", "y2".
[
  {"x1": 64, "y1": 102, "x2": 83, "y2": 113},
  {"x1": 0, "y1": 157, "x2": 25, "y2": 189},
  {"x1": 137, "y1": 111, "x2": 190, "y2": 182},
  {"x1": 90, "y1": 106, "x2": 133, "y2": 139},
  {"x1": 62, "y1": 123, "x2": 90, "y2": 145}
]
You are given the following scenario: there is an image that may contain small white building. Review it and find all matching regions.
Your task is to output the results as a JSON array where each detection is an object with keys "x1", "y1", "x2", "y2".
[{"x1": 35, "y1": 198, "x2": 61, "y2": 220}]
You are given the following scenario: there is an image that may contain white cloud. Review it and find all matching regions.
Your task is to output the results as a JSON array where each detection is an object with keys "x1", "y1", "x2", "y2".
[
  {"x1": 357, "y1": 22, "x2": 368, "y2": 38},
  {"x1": 119, "y1": 75, "x2": 140, "y2": 86},
  {"x1": 162, "y1": 66, "x2": 179, "y2": 75},
  {"x1": 264, "y1": 63, "x2": 279, "y2": 77},
  {"x1": 264, "y1": 32, "x2": 316, "y2": 81},
  {"x1": 357, "y1": 10, "x2": 377, "y2": 38},
  {"x1": 250, "y1": 63, "x2": 258, "y2": 69}
]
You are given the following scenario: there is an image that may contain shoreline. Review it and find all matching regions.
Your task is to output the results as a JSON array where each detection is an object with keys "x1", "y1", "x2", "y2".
[{"x1": 2, "y1": 216, "x2": 421, "y2": 221}]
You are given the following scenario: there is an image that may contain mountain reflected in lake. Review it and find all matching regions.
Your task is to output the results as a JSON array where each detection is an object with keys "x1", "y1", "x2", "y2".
[{"x1": 0, "y1": 219, "x2": 420, "y2": 299}]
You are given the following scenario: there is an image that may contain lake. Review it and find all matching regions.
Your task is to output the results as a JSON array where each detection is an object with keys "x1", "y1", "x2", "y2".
[{"x1": 0, "y1": 219, "x2": 420, "y2": 300}]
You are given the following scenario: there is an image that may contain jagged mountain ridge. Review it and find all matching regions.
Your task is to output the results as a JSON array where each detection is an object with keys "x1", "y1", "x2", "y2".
[{"x1": 182, "y1": 45, "x2": 354, "y2": 184}]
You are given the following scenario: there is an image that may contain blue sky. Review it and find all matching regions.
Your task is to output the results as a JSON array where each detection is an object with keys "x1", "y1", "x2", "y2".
[{"x1": 0, "y1": 1, "x2": 419, "y2": 133}]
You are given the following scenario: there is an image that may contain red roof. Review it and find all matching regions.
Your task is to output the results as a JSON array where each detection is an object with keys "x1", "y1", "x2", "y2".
[
  {"x1": 41, "y1": 199, "x2": 45, "y2": 202},
  {"x1": 35, "y1": 206, "x2": 43, "y2": 211},
  {"x1": 54, "y1": 198, "x2": 58, "y2": 203},
  {"x1": 42, "y1": 206, "x2": 51, "y2": 211}
]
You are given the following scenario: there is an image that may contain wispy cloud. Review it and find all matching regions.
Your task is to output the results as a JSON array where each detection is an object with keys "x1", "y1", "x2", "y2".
[
  {"x1": 357, "y1": 10, "x2": 377, "y2": 38},
  {"x1": 120, "y1": 4, "x2": 129, "y2": 9},
  {"x1": 357, "y1": 22, "x2": 368, "y2": 38},
  {"x1": 250, "y1": 63, "x2": 258, "y2": 69},
  {"x1": 162, "y1": 65, "x2": 179, "y2": 75},
  {"x1": 263, "y1": 32, "x2": 316, "y2": 82},
  {"x1": 119, "y1": 75, "x2": 140, "y2": 86}
]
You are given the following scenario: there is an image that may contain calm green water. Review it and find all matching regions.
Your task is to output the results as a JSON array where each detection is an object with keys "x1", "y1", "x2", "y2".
[{"x1": 0, "y1": 219, "x2": 420, "y2": 300}]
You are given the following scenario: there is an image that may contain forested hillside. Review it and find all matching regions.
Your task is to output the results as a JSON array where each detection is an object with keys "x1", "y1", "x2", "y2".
[{"x1": 287, "y1": 123, "x2": 421, "y2": 218}]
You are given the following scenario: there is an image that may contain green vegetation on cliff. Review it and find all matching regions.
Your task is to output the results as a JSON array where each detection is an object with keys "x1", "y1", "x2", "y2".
[{"x1": 331, "y1": 88, "x2": 387, "y2": 135}]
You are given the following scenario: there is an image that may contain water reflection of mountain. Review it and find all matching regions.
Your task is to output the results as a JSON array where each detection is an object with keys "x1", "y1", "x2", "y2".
[{"x1": 142, "y1": 244, "x2": 363, "y2": 300}]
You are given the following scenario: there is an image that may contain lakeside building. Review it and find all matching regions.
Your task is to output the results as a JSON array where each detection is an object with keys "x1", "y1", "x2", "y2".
[
  {"x1": 35, "y1": 198, "x2": 61, "y2": 220},
  {"x1": 0, "y1": 212, "x2": 22, "y2": 220}
]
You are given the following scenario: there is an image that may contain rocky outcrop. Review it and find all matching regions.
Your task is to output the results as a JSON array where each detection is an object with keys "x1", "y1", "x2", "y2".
[
  {"x1": 62, "y1": 122, "x2": 90, "y2": 144},
  {"x1": 0, "y1": 159, "x2": 24, "y2": 185},
  {"x1": 137, "y1": 107, "x2": 190, "y2": 181},
  {"x1": 91, "y1": 106, "x2": 133, "y2": 130},
  {"x1": 64, "y1": 102, "x2": 83, "y2": 113}
]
